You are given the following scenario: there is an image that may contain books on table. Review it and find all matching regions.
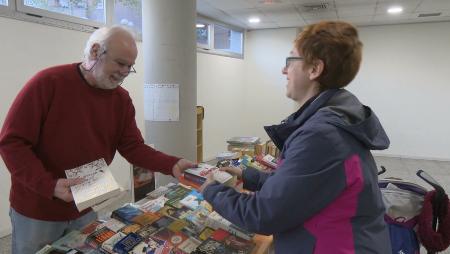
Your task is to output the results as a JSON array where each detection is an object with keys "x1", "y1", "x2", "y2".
[{"x1": 65, "y1": 158, "x2": 121, "y2": 212}]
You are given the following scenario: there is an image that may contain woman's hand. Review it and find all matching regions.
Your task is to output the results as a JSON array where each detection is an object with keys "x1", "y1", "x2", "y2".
[{"x1": 219, "y1": 166, "x2": 243, "y2": 180}]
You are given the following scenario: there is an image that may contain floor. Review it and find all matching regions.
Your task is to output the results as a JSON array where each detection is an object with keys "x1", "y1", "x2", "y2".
[{"x1": 1, "y1": 156, "x2": 449, "y2": 254}]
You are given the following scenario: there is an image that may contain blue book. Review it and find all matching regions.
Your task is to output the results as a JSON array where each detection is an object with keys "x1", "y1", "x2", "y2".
[
  {"x1": 113, "y1": 233, "x2": 144, "y2": 254},
  {"x1": 111, "y1": 204, "x2": 143, "y2": 224}
]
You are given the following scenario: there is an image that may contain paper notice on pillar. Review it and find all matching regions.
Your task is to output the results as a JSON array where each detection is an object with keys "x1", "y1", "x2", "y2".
[{"x1": 144, "y1": 84, "x2": 179, "y2": 121}]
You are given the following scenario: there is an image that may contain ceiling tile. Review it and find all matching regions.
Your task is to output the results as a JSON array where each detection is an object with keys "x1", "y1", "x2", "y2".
[
  {"x1": 416, "y1": 0, "x2": 450, "y2": 12},
  {"x1": 337, "y1": 6, "x2": 376, "y2": 17},
  {"x1": 206, "y1": 0, "x2": 255, "y2": 10}
]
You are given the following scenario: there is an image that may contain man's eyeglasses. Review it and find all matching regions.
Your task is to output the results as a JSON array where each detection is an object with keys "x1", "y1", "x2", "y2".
[
  {"x1": 103, "y1": 50, "x2": 137, "y2": 75},
  {"x1": 285, "y1": 56, "x2": 304, "y2": 68}
]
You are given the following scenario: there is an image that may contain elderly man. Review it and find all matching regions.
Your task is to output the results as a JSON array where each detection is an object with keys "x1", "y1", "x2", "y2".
[{"x1": 0, "y1": 25, "x2": 194, "y2": 253}]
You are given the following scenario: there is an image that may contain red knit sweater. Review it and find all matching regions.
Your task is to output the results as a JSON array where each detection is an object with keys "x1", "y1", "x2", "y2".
[{"x1": 0, "y1": 63, "x2": 179, "y2": 221}]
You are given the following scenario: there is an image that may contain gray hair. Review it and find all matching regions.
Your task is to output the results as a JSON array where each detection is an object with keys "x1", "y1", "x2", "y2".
[{"x1": 83, "y1": 25, "x2": 136, "y2": 61}]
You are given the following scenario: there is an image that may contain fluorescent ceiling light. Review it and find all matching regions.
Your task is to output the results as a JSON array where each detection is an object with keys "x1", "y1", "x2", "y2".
[
  {"x1": 196, "y1": 23, "x2": 206, "y2": 28},
  {"x1": 387, "y1": 6, "x2": 403, "y2": 14},
  {"x1": 249, "y1": 17, "x2": 260, "y2": 23}
]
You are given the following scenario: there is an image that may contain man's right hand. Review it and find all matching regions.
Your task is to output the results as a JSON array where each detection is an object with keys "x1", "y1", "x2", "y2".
[{"x1": 53, "y1": 178, "x2": 84, "y2": 202}]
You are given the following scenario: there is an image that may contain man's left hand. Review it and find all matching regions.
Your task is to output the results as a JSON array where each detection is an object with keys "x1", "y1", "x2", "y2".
[{"x1": 172, "y1": 158, "x2": 196, "y2": 180}]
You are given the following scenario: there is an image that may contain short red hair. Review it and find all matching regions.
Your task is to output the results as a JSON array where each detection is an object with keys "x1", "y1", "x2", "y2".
[{"x1": 295, "y1": 21, "x2": 362, "y2": 90}]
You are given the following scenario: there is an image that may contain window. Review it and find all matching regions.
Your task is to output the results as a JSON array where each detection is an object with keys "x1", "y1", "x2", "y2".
[
  {"x1": 196, "y1": 22, "x2": 210, "y2": 47},
  {"x1": 17, "y1": 0, "x2": 105, "y2": 26},
  {"x1": 214, "y1": 24, "x2": 243, "y2": 55},
  {"x1": 0, "y1": 0, "x2": 7, "y2": 6},
  {"x1": 196, "y1": 17, "x2": 244, "y2": 58},
  {"x1": 113, "y1": 0, "x2": 142, "y2": 37}
]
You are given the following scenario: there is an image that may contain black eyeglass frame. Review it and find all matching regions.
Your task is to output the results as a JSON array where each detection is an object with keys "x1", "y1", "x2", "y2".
[
  {"x1": 285, "y1": 56, "x2": 304, "y2": 68},
  {"x1": 102, "y1": 50, "x2": 137, "y2": 74}
]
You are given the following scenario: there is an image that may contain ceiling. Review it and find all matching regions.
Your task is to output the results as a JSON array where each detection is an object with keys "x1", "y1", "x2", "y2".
[{"x1": 197, "y1": 0, "x2": 450, "y2": 30}]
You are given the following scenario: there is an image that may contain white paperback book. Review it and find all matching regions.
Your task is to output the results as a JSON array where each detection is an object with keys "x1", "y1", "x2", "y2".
[{"x1": 65, "y1": 158, "x2": 121, "y2": 212}]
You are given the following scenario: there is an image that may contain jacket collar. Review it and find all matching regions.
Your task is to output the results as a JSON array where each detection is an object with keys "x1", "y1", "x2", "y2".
[{"x1": 264, "y1": 89, "x2": 340, "y2": 150}]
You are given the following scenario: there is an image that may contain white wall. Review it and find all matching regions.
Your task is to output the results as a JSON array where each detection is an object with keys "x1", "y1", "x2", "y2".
[
  {"x1": 241, "y1": 28, "x2": 298, "y2": 139},
  {"x1": 197, "y1": 53, "x2": 245, "y2": 160},
  {"x1": 350, "y1": 22, "x2": 450, "y2": 160}
]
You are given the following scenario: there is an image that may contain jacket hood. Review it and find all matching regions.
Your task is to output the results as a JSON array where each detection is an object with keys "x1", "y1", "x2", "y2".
[{"x1": 264, "y1": 89, "x2": 390, "y2": 151}]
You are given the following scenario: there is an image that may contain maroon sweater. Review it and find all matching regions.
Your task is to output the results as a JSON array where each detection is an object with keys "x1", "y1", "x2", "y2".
[{"x1": 0, "y1": 63, "x2": 180, "y2": 221}]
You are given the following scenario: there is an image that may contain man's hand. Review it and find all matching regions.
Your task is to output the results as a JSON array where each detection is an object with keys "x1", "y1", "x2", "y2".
[
  {"x1": 200, "y1": 173, "x2": 217, "y2": 193},
  {"x1": 53, "y1": 178, "x2": 84, "y2": 202},
  {"x1": 172, "y1": 158, "x2": 196, "y2": 180},
  {"x1": 219, "y1": 166, "x2": 243, "y2": 180}
]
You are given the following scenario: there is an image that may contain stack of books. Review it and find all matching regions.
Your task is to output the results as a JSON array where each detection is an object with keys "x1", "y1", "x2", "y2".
[{"x1": 41, "y1": 183, "x2": 256, "y2": 254}]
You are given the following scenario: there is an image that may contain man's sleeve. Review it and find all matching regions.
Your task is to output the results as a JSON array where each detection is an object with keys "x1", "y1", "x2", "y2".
[
  {"x1": 0, "y1": 76, "x2": 57, "y2": 199},
  {"x1": 117, "y1": 98, "x2": 180, "y2": 176},
  {"x1": 203, "y1": 127, "x2": 349, "y2": 235}
]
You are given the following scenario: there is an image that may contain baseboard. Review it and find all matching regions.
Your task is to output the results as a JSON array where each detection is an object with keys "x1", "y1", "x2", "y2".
[
  {"x1": 372, "y1": 152, "x2": 450, "y2": 162},
  {"x1": 0, "y1": 226, "x2": 11, "y2": 238}
]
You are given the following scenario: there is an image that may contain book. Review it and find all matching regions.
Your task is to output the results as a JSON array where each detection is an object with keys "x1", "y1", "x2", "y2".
[
  {"x1": 112, "y1": 232, "x2": 144, "y2": 254},
  {"x1": 101, "y1": 232, "x2": 126, "y2": 254},
  {"x1": 226, "y1": 136, "x2": 260, "y2": 145},
  {"x1": 65, "y1": 158, "x2": 121, "y2": 212},
  {"x1": 184, "y1": 163, "x2": 234, "y2": 186},
  {"x1": 205, "y1": 212, "x2": 254, "y2": 241},
  {"x1": 179, "y1": 190, "x2": 204, "y2": 210},
  {"x1": 85, "y1": 227, "x2": 116, "y2": 250},
  {"x1": 51, "y1": 230, "x2": 89, "y2": 252},
  {"x1": 111, "y1": 204, "x2": 143, "y2": 224},
  {"x1": 255, "y1": 154, "x2": 277, "y2": 169}
]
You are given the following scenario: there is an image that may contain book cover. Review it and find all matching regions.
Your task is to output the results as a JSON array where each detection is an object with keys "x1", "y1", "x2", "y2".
[
  {"x1": 193, "y1": 238, "x2": 233, "y2": 254},
  {"x1": 51, "y1": 230, "x2": 88, "y2": 252},
  {"x1": 132, "y1": 212, "x2": 161, "y2": 226},
  {"x1": 119, "y1": 223, "x2": 142, "y2": 234},
  {"x1": 65, "y1": 158, "x2": 121, "y2": 212},
  {"x1": 111, "y1": 204, "x2": 143, "y2": 224},
  {"x1": 152, "y1": 216, "x2": 175, "y2": 229},
  {"x1": 81, "y1": 221, "x2": 103, "y2": 235},
  {"x1": 144, "y1": 236, "x2": 166, "y2": 254},
  {"x1": 180, "y1": 190, "x2": 204, "y2": 210},
  {"x1": 205, "y1": 212, "x2": 254, "y2": 241},
  {"x1": 112, "y1": 232, "x2": 144, "y2": 254},
  {"x1": 137, "y1": 196, "x2": 168, "y2": 213},
  {"x1": 184, "y1": 164, "x2": 234, "y2": 186},
  {"x1": 85, "y1": 227, "x2": 116, "y2": 250},
  {"x1": 146, "y1": 183, "x2": 177, "y2": 199},
  {"x1": 102, "y1": 218, "x2": 126, "y2": 233},
  {"x1": 100, "y1": 232, "x2": 126, "y2": 254},
  {"x1": 152, "y1": 228, "x2": 188, "y2": 247},
  {"x1": 177, "y1": 237, "x2": 202, "y2": 253},
  {"x1": 136, "y1": 224, "x2": 159, "y2": 239},
  {"x1": 164, "y1": 185, "x2": 192, "y2": 208}
]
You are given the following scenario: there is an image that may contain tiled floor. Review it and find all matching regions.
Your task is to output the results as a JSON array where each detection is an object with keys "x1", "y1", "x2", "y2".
[{"x1": 1, "y1": 156, "x2": 449, "y2": 254}]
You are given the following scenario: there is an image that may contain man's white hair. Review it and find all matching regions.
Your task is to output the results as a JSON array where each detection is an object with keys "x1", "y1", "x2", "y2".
[{"x1": 83, "y1": 25, "x2": 136, "y2": 61}]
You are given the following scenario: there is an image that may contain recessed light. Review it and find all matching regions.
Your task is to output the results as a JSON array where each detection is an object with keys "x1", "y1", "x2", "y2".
[
  {"x1": 248, "y1": 17, "x2": 260, "y2": 23},
  {"x1": 387, "y1": 6, "x2": 403, "y2": 14},
  {"x1": 196, "y1": 23, "x2": 206, "y2": 28}
]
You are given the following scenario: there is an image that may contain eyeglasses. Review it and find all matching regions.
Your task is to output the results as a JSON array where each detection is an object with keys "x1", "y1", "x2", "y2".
[
  {"x1": 103, "y1": 50, "x2": 137, "y2": 75},
  {"x1": 285, "y1": 56, "x2": 304, "y2": 68}
]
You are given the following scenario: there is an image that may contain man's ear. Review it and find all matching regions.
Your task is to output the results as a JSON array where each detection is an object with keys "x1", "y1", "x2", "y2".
[
  {"x1": 89, "y1": 43, "x2": 101, "y2": 60},
  {"x1": 309, "y1": 59, "x2": 324, "y2": 80}
]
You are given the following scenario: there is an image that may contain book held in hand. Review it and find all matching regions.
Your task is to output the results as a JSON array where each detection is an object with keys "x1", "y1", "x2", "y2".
[
  {"x1": 184, "y1": 163, "x2": 234, "y2": 186},
  {"x1": 65, "y1": 158, "x2": 121, "y2": 212}
]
